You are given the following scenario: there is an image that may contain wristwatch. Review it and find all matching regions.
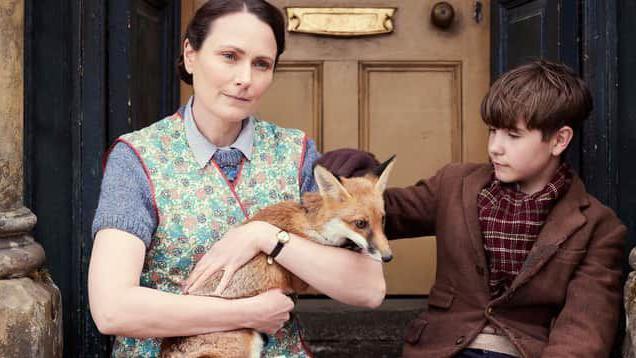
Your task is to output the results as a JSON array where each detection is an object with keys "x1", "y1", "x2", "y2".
[{"x1": 267, "y1": 229, "x2": 291, "y2": 265}]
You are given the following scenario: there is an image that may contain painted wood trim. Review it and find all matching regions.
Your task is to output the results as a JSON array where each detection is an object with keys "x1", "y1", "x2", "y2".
[
  {"x1": 275, "y1": 61, "x2": 324, "y2": 151},
  {"x1": 581, "y1": 0, "x2": 619, "y2": 209}
]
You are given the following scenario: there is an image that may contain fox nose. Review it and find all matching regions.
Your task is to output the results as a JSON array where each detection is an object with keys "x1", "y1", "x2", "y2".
[{"x1": 382, "y1": 254, "x2": 393, "y2": 262}]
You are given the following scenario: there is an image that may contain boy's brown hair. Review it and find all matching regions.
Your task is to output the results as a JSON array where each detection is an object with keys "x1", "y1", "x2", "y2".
[{"x1": 481, "y1": 60, "x2": 593, "y2": 139}]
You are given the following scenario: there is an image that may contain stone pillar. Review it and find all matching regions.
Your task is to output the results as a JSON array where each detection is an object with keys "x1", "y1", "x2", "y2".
[
  {"x1": 0, "y1": 1, "x2": 63, "y2": 356},
  {"x1": 624, "y1": 249, "x2": 636, "y2": 358}
]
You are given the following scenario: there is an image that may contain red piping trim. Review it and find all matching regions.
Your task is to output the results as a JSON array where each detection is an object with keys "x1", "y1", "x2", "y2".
[
  {"x1": 210, "y1": 159, "x2": 250, "y2": 219},
  {"x1": 115, "y1": 138, "x2": 160, "y2": 225}
]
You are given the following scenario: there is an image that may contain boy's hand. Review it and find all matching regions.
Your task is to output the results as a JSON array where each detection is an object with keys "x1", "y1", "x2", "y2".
[{"x1": 317, "y1": 148, "x2": 380, "y2": 178}]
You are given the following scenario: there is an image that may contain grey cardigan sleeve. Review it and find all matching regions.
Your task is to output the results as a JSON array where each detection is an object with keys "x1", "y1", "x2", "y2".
[{"x1": 91, "y1": 141, "x2": 157, "y2": 247}]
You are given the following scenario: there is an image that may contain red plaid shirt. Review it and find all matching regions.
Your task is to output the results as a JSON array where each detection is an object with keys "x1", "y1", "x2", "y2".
[{"x1": 477, "y1": 163, "x2": 572, "y2": 297}]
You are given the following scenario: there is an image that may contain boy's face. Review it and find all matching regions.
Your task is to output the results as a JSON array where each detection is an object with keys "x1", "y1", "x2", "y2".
[{"x1": 487, "y1": 120, "x2": 570, "y2": 194}]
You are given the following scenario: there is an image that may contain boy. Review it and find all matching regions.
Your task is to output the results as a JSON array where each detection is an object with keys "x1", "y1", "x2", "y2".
[{"x1": 318, "y1": 60, "x2": 625, "y2": 357}]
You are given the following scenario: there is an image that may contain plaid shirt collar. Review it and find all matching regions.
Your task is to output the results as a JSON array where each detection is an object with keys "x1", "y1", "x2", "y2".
[
  {"x1": 489, "y1": 162, "x2": 572, "y2": 203},
  {"x1": 478, "y1": 162, "x2": 572, "y2": 297}
]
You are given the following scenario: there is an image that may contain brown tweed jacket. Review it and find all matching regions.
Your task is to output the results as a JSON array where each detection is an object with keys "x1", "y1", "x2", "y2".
[{"x1": 383, "y1": 163, "x2": 625, "y2": 358}]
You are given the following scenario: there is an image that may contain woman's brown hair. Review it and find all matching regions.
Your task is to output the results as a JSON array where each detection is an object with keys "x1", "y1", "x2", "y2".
[
  {"x1": 177, "y1": 0, "x2": 286, "y2": 85},
  {"x1": 481, "y1": 60, "x2": 593, "y2": 139}
]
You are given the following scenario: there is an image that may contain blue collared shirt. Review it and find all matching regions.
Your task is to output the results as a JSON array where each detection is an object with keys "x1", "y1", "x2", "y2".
[{"x1": 184, "y1": 96, "x2": 256, "y2": 167}]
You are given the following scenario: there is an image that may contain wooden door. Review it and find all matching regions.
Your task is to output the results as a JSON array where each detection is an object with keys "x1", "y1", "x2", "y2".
[
  {"x1": 109, "y1": 0, "x2": 181, "y2": 141},
  {"x1": 181, "y1": 0, "x2": 490, "y2": 294}
]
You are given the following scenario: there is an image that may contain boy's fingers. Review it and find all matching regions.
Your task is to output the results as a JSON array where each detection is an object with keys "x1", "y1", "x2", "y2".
[
  {"x1": 318, "y1": 149, "x2": 380, "y2": 178},
  {"x1": 317, "y1": 150, "x2": 348, "y2": 173}
]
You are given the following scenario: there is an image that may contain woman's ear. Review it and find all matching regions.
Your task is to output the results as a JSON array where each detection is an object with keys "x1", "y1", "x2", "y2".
[
  {"x1": 551, "y1": 126, "x2": 574, "y2": 156},
  {"x1": 183, "y1": 39, "x2": 196, "y2": 75}
]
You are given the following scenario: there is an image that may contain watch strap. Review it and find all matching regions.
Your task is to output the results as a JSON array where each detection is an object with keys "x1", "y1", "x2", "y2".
[{"x1": 267, "y1": 230, "x2": 289, "y2": 264}]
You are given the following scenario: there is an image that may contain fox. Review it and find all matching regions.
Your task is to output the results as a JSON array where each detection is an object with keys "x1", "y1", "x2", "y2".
[{"x1": 160, "y1": 157, "x2": 396, "y2": 358}]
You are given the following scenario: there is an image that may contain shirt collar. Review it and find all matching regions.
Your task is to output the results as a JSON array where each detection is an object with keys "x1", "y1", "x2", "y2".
[
  {"x1": 487, "y1": 162, "x2": 572, "y2": 201},
  {"x1": 184, "y1": 96, "x2": 255, "y2": 168}
]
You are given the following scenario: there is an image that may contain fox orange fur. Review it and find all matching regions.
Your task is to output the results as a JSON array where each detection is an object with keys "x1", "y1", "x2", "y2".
[{"x1": 160, "y1": 158, "x2": 395, "y2": 358}]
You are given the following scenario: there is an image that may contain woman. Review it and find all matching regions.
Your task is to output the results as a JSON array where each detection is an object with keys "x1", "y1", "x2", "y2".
[{"x1": 88, "y1": 0, "x2": 386, "y2": 356}]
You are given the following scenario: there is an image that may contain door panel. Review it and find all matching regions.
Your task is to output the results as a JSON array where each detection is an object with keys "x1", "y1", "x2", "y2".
[
  {"x1": 110, "y1": 0, "x2": 180, "y2": 142},
  {"x1": 361, "y1": 62, "x2": 462, "y2": 170},
  {"x1": 361, "y1": 62, "x2": 459, "y2": 294},
  {"x1": 132, "y1": 1, "x2": 165, "y2": 129},
  {"x1": 492, "y1": 0, "x2": 558, "y2": 74},
  {"x1": 258, "y1": 63, "x2": 323, "y2": 148},
  {"x1": 181, "y1": 0, "x2": 490, "y2": 294}
]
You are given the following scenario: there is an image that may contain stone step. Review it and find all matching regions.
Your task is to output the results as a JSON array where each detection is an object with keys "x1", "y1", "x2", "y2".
[{"x1": 296, "y1": 298, "x2": 427, "y2": 357}]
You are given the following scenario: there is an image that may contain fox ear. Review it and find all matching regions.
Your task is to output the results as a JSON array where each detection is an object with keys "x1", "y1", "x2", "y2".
[
  {"x1": 374, "y1": 155, "x2": 396, "y2": 193},
  {"x1": 314, "y1": 165, "x2": 351, "y2": 200}
]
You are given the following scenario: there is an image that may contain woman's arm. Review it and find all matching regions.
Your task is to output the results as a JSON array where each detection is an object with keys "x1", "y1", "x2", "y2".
[
  {"x1": 184, "y1": 222, "x2": 385, "y2": 309},
  {"x1": 88, "y1": 228, "x2": 294, "y2": 338},
  {"x1": 256, "y1": 222, "x2": 386, "y2": 308}
]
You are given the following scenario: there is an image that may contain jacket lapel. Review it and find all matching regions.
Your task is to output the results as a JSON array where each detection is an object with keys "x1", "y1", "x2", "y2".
[
  {"x1": 462, "y1": 165, "x2": 495, "y2": 281},
  {"x1": 509, "y1": 174, "x2": 589, "y2": 291}
]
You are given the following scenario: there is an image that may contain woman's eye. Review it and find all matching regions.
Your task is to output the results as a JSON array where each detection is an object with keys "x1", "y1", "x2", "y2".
[
  {"x1": 254, "y1": 60, "x2": 272, "y2": 70},
  {"x1": 222, "y1": 52, "x2": 237, "y2": 61},
  {"x1": 508, "y1": 132, "x2": 521, "y2": 138},
  {"x1": 354, "y1": 220, "x2": 368, "y2": 229}
]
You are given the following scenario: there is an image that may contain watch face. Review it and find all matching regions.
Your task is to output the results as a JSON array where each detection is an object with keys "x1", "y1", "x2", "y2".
[{"x1": 277, "y1": 230, "x2": 291, "y2": 243}]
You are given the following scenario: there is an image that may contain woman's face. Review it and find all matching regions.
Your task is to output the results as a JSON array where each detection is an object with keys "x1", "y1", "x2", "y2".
[{"x1": 184, "y1": 12, "x2": 277, "y2": 124}]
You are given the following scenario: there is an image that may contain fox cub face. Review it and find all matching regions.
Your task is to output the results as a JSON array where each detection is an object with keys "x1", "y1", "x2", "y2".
[{"x1": 311, "y1": 157, "x2": 395, "y2": 262}]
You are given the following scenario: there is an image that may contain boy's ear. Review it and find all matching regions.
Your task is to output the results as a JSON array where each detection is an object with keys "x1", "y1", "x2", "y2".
[
  {"x1": 314, "y1": 165, "x2": 351, "y2": 200},
  {"x1": 551, "y1": 126, "x2": 574, "y2": 156},
  {"x1": 374, "y1": 156, "x2": 396, "y2": 193}
]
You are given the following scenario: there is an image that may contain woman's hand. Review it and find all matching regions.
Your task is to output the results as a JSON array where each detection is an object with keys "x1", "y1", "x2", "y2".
[
  {"x1": 183, "y1": 221, "x2": 277, "y2": 295},
  {"x1": 241, "y1": 288, "x2": 295, "y2": 335}
]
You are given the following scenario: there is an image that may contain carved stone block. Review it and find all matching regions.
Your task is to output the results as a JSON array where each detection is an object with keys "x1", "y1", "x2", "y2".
[{"x1": 0, "y1": 274, "x2": 63, "y2": 357}]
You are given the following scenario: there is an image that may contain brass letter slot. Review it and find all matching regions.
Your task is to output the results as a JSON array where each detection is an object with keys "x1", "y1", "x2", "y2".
[{"x1": 286, "y1": 7, "x2": 396, "y2": 36}]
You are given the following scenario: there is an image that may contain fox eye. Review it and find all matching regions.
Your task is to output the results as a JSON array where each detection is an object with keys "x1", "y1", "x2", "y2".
[{"x1": 354, "y1": 219, "x2": 368, "y2": 229}]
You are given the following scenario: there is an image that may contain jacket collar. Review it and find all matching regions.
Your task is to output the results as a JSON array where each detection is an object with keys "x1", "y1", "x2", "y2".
[
  {"x1": 462, "y1": 165, "x2": 589, "y2": 292},
  {"x1": 511, "y1": 172, "x2": 588, "y2": 290}
]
